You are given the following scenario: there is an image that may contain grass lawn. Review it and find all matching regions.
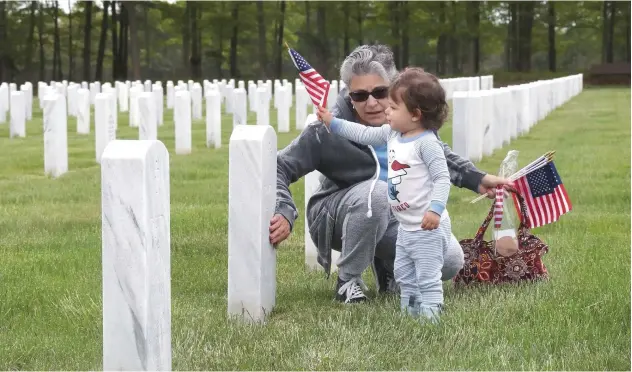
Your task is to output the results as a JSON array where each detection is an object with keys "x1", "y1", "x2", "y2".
[{"x1": 0, "y1": 87, "x2": 630, "y2": 370}]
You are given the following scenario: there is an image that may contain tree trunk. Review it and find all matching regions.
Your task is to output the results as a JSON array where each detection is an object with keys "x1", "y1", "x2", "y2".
[
  {"x1": 548, "y1": 1, "x2": 556, "y2": 72},
  {"x1": 214, "y1": 2, "x2": 224, "y2": 78},
  {"x1": 257, "y1": 0, "x2": 267, "y2": 77},
  {"x1": 436, "y1": 2, "x2": 446, "y2": 75},
  {"x1": 53, "y1": 1, "x2": 62, "y2": 80},
  {"x1": 229, "y1": 3, "x2": 239, "y2": 77},
  {"x1": 316, "y1": 4, "x2": 328, "y2": 75},
  {"x1": 95, "y1": 0, "x2": 109, "y2": 81},
  {"x1": 606, "y1": 1, "x2": 615, "y2": 63},
  {"x1": 343, "y1": 2, "x2": 350, "y2": 56},
  {"x1": 38, "y1": 1, "x2": 45, "y2": 81},
  {"x1": 117, "y1": 1, "x2": 129, "y2": 80},
  {"x1": 509, "y1": 2, "x2": 518, "y2": 71},
  {"x1": 356, "y1": 1, "x2": 363, "y2": 45},
  {"x1": 111, "y1": 1, "x2": 118, "y2": 79},
  {"x1": 449, "y1": 1, "x2": 458, "y2": 74},
  {"x1": 125, "y1": 1, "x2": 140, "y2": 80},
  {"x1": 516, "y1": 1, "x2": 535, "y2": 72},
  {"x1": 182, "y1": 2, "x2": 190, "y2": 77},
  {"x1": 601, "y1": 1, "x2": 609, "y2": 63},
  {"x1": 190, "y1": 2, "x2": 201, "y2": 80},
  {"x1": 0, "y1": 1, "x2": 6, "y2": 82},
  {"x1": 390, "y1": 1, "x2": 400, "y2": 68},
  {"x1": 467, "y1": 1, "x2": 480, "y2": 74},
  {"x1": 400, "y1": 1, "x2": 409, "y2": 68},
  {"x1": 626, "y1": 1, "x2": 631, "y2": 62},
  {"x1": 144, "y1": 4, "x2": 149, "y2": 72},
  {"x1": 25, "y1": 1, "x2": 36, "y2": 81},
  {"x1": 83, "y1": 0, "x2": 92, "y2": 81},
  {"x1": 275, "y1": 0, "x2": 286, "y2": 78},
  {"x1": 68, "y1": 0, "x2": 73, "y2": 80}
]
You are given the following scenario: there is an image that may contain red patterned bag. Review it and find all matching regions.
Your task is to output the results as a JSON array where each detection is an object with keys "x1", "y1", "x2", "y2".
[{"x1": 453, "y1": 190, "x2": 550, "y2": 286}]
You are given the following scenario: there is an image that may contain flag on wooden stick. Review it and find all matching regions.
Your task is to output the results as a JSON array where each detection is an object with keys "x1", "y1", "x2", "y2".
[
  {"x1": 286, "y1": 43, "x2": 330, "y2": 108},
  {"x1": 512, "y1": 160, "x2": 572, "y2": 228}
]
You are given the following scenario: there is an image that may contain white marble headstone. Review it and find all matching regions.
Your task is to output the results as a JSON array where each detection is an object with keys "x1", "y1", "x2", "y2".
[
  {"x1": 10, "y1": 91, "x2": 26, "y2": 138},
  {"x1": 118, "y1": 83, "x2": 129, "y2": 113},
  {"x1": 192, "y1": 83, "x2": 203, "y2": 120},
  {"x1": 43, "y1": 93, "x2": 68, "y2": 178},
  {"x1": 77, "y1": 88, "x2": 91, "y2": 134},
  {"x1": 248, "y1": 82, "x2": 257, "y2": 113},
  {"x1": 256, "y1": 87, "x2": 269, "y2": 126},
  {"x1": 101, "y1": 139, "x2": 171, "y2": 371},
  {"x1": 174, "y1": 90, "x2": 192, "y2": 155},
  {"x1": 0, "y1": 83, "x2": 8, "y2": 123},
  {"x1": 23, "y1": 82, "x2": 33, "y2": 120},
  {"x1": 276, "y1": 86, "x2": 289, "y2": 133},
  {"x1": 153, "y1": 85, "x2": 164, "y2": 126},
  {"x1": 67, "y1": 84, "x2": 79, "y2": 117},
  {"x1": 451, "y1": 92, "x2": 469, "y2": 159},
  {"x1": 231, "y1": 88, "x2": 247, "y2": 127},
  {"x1": 295, "y1": 84, "x2": 307, "y2": 130},
  {"x1": 228, "y1": 125, "x2": 277, "y2": 323},
  {"x1": 480, "y1": 91, "x2": 495, "y2": 156},
  {"x1": 95, "y1": 93, "x2": 116, "y2": 163},
  {"x1": 139, "y1": 92, "x2": 157, "y2": 141},
  {"x1": 206, "y1": 90, "x2": 221, "y2": 149},
  {"x1": 166, "y1": 81, "x2": 174, "y2": 109}
]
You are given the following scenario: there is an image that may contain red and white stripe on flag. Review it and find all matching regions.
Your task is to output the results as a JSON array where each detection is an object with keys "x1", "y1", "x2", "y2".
[
  {"x1": 494, "y1": 186, "x2": 504, "y2": 228},
  {"x1": 300, "y1": 70, "x2": 330, "y2": 107},
  {"x1": 288, "y1": 47, "x2": 330, "y2": 107}
]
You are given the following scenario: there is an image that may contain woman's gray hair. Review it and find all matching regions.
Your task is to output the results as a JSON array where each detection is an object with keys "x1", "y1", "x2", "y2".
[{"x1": 339, "y1": 44, "x2": 399, "y2": 88}]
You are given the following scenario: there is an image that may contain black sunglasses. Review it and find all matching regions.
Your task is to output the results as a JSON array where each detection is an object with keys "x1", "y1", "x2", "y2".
[{"x1": 349, "y1": 86, "x2": 389, "y2": 102}]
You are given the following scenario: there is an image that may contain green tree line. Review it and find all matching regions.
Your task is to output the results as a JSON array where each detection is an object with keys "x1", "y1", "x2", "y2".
[{"x1": 0, "y1": 0, "x2": 629, "y2": 84}]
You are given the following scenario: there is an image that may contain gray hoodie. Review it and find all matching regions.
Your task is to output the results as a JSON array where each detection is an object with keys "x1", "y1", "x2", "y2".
[{"x1": 275, "y1": 87, "x2": 486, "y2": 273}]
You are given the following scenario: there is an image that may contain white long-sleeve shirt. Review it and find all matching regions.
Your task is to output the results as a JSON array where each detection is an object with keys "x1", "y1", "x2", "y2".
[{"x1": 330, "y1": 118, "x2": 451, "y2": 231}]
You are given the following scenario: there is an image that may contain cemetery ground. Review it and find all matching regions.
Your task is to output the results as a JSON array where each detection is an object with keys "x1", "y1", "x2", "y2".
[{"x1": 0, "y1": 87, "x2": 629, "y2": 370}]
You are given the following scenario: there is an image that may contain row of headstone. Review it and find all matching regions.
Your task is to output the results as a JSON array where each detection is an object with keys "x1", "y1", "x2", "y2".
[
  {"x1": 452, "y1": 74, "x2": 583, "y2": 162},
  {"x1": 2, "y1": 73, "x2": 490, "y2": 136},
  {"x1": 0, "y1": 82, "x2": 33, "y2": 137},
  {"x1": 440, "y1": 75, "x2": 494, "y2": 100}
]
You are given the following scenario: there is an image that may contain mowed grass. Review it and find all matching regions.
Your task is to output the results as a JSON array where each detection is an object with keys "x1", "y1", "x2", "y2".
[{"x1": 0, "y1": 87, "x2": 630, "y2": 370}]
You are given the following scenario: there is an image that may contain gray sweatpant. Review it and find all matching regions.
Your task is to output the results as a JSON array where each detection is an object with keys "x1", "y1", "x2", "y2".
[{"x1": 327, "y1": 179, "x2": 464, "y2": 283}]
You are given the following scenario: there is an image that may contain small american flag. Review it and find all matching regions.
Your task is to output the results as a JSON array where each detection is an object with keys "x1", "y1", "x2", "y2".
[
  {"x1": 512, "y1": 161, "x2": 572, "y2": 228},
  {"x1": 494, "y1": 186, "x2": 504, "y2": 228},
  {"x1": 287, "y1": 47, "x2": 330, "y2": 107}
]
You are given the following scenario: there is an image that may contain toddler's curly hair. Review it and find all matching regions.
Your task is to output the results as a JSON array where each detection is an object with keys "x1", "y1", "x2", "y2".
[{"x1": 388, "y1": 67, "x2": 449, "y2": 131}]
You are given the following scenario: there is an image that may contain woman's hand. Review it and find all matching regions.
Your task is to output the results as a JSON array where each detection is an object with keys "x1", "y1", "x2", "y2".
[
  {"x1": 269, "y1": 214, "x2": 291, "y2": 246},
  {"x1": 317, "y1": 105, "x2": 333, "y2": 126},
  {"x1": 478, "y1": 174, "x2": 513, "y2": 199}
]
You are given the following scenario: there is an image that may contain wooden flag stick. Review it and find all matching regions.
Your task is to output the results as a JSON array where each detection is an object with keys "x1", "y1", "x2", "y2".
[{"x1": 470, "y1": 151, "x2": 556, "y2": 204}]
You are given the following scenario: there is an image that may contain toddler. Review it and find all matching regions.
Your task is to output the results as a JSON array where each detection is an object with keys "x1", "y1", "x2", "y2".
[{"x1": 317, "y1": 67, "x2": 452, "y2": 324}]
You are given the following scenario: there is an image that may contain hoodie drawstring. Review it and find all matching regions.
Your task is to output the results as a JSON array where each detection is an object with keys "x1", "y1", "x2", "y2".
[{"x1": 365, "y1": 145, "x2": 380, "y2": 218}]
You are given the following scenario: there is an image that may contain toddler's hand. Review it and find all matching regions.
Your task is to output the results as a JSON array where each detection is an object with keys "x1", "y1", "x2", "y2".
[
  {"x1": 317, "y1": 106, "x2": 333, "y2": 126},
  {"x1": 421, "y1": 211, "x2": 440, "y2": 230}
]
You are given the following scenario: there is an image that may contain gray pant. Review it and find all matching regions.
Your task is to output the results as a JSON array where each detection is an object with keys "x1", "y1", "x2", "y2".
[{"x1": 327, "y1": 179, "x2": 464, "y2": 283}]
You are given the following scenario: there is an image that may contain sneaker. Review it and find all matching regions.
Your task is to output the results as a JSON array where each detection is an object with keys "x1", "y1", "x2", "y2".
[
  {"x1": 372, "y1": 256, "x2": 399, "y2": 294},
  {"x1": 335, "y1": 277, "x2": 369, "y2": 303}
]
